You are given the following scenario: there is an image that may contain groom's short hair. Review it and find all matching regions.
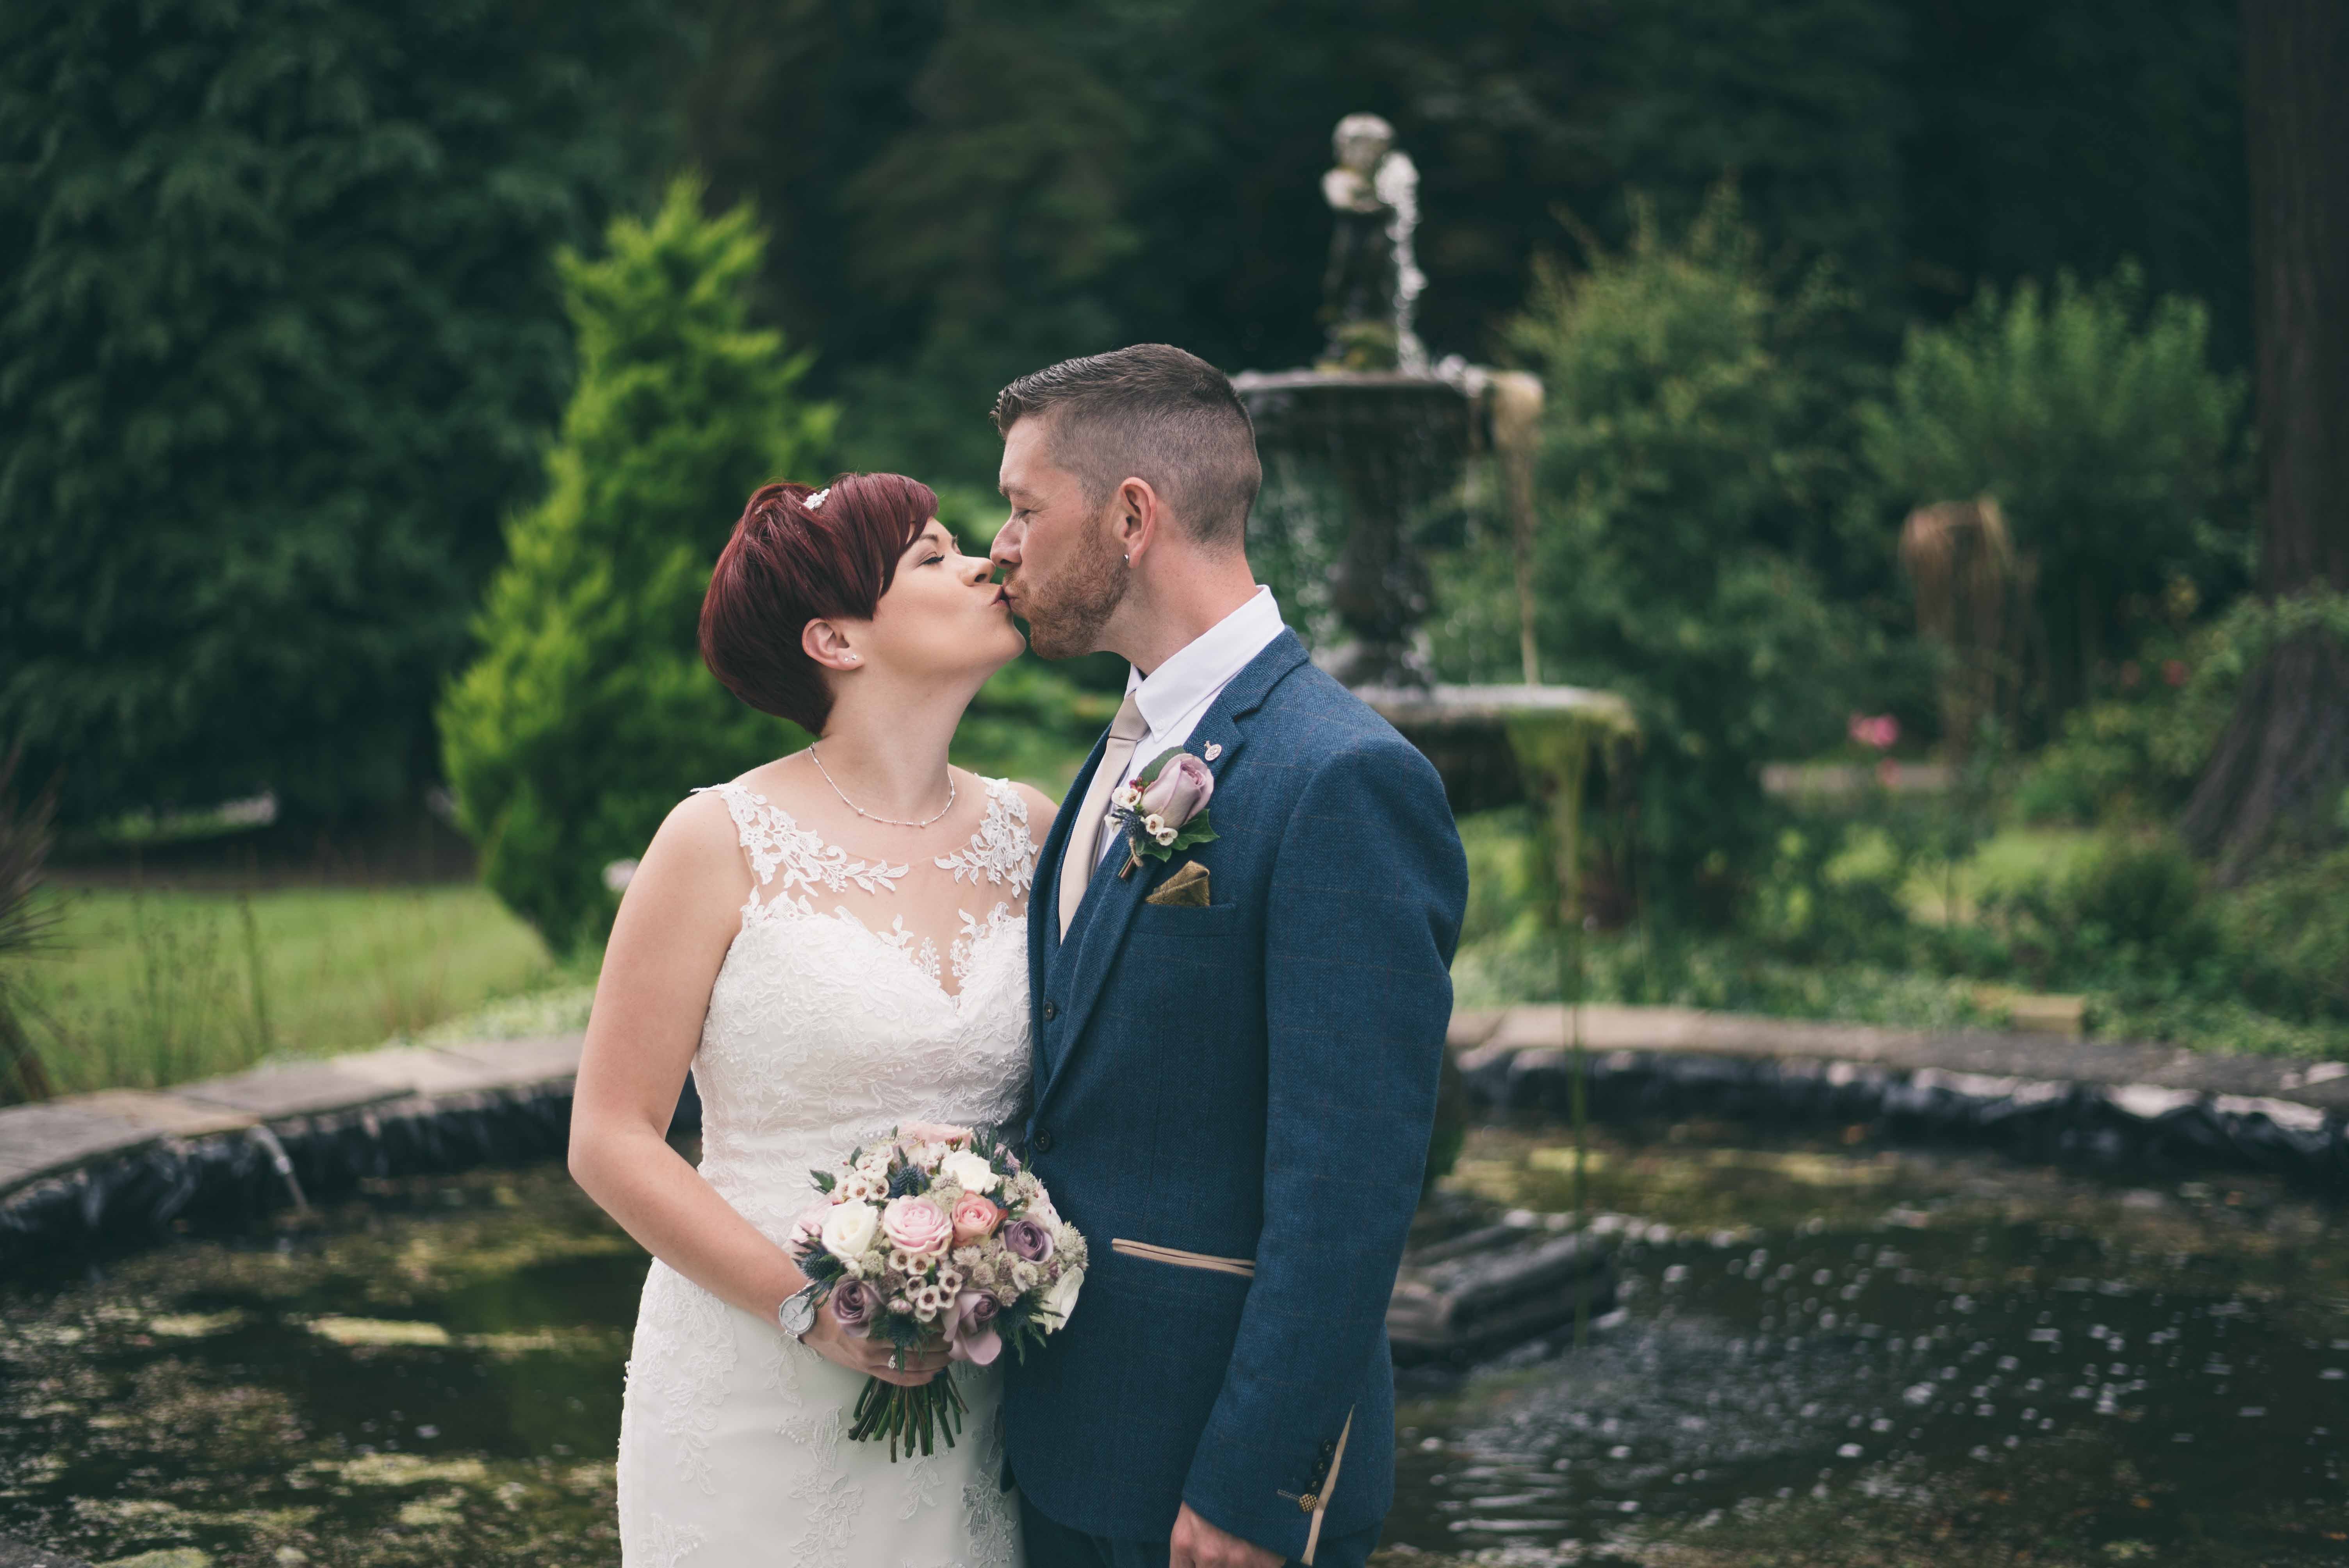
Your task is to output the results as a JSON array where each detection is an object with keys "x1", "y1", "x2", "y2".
[{"x1": 993, "y1": 344, "x2": 1260, "y2": 551}]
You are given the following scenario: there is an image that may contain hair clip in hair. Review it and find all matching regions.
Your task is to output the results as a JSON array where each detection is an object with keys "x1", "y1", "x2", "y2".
[{"x1": 806, "y1": 486, "x2": 831, "y2": 510}]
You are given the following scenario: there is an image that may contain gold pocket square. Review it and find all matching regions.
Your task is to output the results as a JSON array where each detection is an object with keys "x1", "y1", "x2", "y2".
[{"x1": 1145, "y1": 861, "x2": 1212, "y2": 907}]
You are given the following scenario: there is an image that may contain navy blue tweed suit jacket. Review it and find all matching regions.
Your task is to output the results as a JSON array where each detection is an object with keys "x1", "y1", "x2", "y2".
[{"x1": 1003, "y1": 629, "x2": 1467, "y2": 1558}]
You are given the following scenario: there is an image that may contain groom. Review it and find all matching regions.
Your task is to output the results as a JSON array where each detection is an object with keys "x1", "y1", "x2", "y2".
[{"x1": 991, "y1": 344, "x2": 1467, "y2": 1568}]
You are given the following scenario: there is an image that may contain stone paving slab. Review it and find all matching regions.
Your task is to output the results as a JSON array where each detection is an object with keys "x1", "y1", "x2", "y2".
[
  {"x1": 430, "y1": 1033, "x2": 584, "y2": 1083},
  {"x1": 1450, "y1": 1005, "x2": 2349, "y2": 1114},
  {"x1": 174, "y1": 1060, "x2": 413, "y2": 1120},
  {"x1": 0, "y1": 1035, "x2": 591, "y2": 1203},
  {"x1": 0, "y1": 1101, "x2": 194, "y2": 1188}
]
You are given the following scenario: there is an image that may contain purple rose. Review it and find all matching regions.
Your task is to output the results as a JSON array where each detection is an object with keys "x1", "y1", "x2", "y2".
[
  {"x1": 827, "y1": 1277, "x2": 879, "y2": 1337},
  {"x1": 1139, "y1": 751, "x2": 1214, "y2": 825},
  {"x1": 1002, "y1": 1217, "x2": 1055, "y2": 1263},
  {"x1": 947, "y1": 1290, "x2": 1002, "y2": 1366}
]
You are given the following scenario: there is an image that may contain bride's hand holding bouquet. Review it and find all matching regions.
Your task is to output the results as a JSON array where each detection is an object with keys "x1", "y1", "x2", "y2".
[{"x1": 788, "y1": 1122, "x2": 1088, "y2": 1458}]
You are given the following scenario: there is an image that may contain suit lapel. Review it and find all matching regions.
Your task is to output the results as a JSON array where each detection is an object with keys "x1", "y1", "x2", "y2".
[{"x1": 1035, "y1": 631, "x2": 1310, "y2": 1122}]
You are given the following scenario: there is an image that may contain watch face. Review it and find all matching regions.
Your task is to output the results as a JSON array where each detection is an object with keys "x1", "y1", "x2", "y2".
[{"x1": 781, "y1": 1292, "x2": 816, "y2": 1338}]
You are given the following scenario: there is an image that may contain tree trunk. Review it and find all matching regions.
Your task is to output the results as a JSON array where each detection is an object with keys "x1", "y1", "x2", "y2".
[{"x1": 2181, "y1": 0, "x2": 2349, "y2": 879}]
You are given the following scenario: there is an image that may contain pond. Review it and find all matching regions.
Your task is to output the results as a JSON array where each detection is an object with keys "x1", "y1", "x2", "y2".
[{"x1": 1, "y1": 1123, "x2": 2343, "y2": 1567}]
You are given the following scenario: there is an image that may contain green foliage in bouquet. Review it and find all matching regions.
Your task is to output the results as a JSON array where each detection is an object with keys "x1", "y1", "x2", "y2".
[
  {"x1": 0, "y1": 0, "x2": 670, "y2": 825},
  {"x1": 439, "y1": 177, "x2": 834, "y2": 953}
]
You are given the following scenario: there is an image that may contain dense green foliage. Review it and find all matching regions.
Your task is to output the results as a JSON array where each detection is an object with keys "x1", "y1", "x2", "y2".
[
  {"x1": 439, "y1": 179, "x2": 832, "y2": 953},
  {"x1": 682, "y1": 0, "x2": 2246, "y2": 484},
  {"x1": 1439, "y1": 196, "x2": 1882, "y2": 919},
  {"x1": 0, "y1": 0, "x2": 672, "y2": 826},
  {"x1": 1862, "y1": 268, "x2": 2248, "y2": 724}
]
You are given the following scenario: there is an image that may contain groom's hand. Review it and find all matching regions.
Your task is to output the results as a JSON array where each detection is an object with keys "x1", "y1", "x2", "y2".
[{"x1": 1170, "y1": 1504, "x2": 1280, "y2": 1568}]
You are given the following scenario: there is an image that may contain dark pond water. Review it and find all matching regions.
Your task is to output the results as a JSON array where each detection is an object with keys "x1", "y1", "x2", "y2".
[{"x1": 2, "y1": 1124, "x2": 2344, "y2": 1567}]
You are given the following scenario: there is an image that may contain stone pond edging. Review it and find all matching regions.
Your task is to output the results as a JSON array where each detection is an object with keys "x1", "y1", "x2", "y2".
[
  {"x1": 2, "y1": 1009, "x2": 2344, "y2": 1267},
  {"x1": 1450, "y1": 1004, "x2": 2349, "y2": 1189}
]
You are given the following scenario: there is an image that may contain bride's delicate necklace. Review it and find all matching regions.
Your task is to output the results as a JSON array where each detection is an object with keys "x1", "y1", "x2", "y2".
[{"x1": 807, "y1": 744, "x2": 958, "y2": 829}]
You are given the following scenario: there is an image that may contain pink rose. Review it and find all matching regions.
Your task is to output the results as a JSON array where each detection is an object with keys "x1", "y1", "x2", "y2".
[
  {"x1": 1139, "y1": 751, "x2": 1214, "y2": 826},
  {"x1": 881, "y1": 1195, "x2": 952, "y2": 1255},
  {"x1": 788, "y1": 1199, "x2": 831, "y2": 1255},
  {"x1": 951, "y1": 1193, "x2": 1004, "y2": 1248}
]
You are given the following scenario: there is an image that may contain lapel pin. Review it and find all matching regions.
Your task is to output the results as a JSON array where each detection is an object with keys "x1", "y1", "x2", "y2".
[{"x1": 1203, "y1": 742, "x2": 1223, "y2": 761}]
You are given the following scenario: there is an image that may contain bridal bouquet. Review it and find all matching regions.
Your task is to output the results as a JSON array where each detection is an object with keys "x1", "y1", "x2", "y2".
[{"x1": 790, "y1": 1123, "x2": 1088, "y2": 1459}]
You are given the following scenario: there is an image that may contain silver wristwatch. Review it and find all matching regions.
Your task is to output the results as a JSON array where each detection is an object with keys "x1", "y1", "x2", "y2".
[{"x1": 778, "y1": 1282, "x2": 823, "y2": 1342}]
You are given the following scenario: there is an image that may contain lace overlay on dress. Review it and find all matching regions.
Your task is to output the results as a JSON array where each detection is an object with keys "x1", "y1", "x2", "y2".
[{"x1": 616, "y1": 775, "x2": 1037, "y2": 1568}]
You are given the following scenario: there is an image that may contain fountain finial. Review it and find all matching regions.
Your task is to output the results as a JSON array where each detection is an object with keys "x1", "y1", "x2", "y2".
[{"x1": 1319, "y1": 114, "x2": 1426, "y2": 373}]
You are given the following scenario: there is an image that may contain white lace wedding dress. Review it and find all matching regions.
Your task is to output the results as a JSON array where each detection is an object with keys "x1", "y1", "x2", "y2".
[{"x1": 617, "y1": 776, "x2": 1037, "y2": 1568}]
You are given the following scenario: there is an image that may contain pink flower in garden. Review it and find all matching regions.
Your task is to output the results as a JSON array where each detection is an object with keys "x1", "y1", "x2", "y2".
[
  {"x1": 2120, "y1": 660, "x2": 2142, "y2": 689},
  {"x1": 2162, "y1": 659, "x2": 2188, "y2": 688},
  {"x1": 1139, "y1": 752, "x2": 1214, "y2": 826},
  {"x1": 1847, "y1": 713, "x2": 1900, "y2": 752},
  {"x1": 881, "y1": 1195, "x2": 953, "y2": 1256},
  {"x1": 950, "y1": 1193, "x2": 1004, "y2": 1247}
]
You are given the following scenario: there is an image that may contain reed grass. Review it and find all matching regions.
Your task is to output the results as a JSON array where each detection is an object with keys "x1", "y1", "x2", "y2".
[{"x1": 18, "y1": 883, "x2": 562, "y2": 1095}]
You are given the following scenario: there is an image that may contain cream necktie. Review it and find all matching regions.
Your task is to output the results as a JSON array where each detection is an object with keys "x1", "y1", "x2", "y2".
[{"x1": 1058, "y1": 693, "x2": 1148, "y2": 938}]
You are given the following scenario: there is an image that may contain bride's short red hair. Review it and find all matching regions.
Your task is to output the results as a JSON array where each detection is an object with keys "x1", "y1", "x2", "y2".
[{"x1": 700, "y1": 473, "x2": 938, "y2": 732}]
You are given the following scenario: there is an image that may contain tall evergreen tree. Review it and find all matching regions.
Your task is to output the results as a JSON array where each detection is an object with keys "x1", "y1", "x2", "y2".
[
  {"x1": 439, "y1": 178, "x2": 833, "y2": 953},
  {"x1": 0, "y1": 0, "x2": 670, "y2": 825},
  {"x1": 2181, "y1": 0, "x2": 2349, "y2": 877}
]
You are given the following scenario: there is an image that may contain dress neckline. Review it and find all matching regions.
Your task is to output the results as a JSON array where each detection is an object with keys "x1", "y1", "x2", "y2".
[{"x1": 699, "y1": 776, "x2": 1038, "y2": 1005}]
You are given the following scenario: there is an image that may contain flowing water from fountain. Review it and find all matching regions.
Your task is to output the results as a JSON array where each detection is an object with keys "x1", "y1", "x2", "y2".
[{"x1": 3, "y1": 1126, "x2": 2340, "y2": 1567}]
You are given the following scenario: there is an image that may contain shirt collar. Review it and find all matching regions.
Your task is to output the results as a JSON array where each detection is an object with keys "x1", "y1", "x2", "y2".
[{"x1": 1123, "y1": 586, "x2": 1284, "y2": 734}]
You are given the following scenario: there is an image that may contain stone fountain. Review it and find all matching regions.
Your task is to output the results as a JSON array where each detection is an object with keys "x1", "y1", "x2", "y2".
[
  {"x1": 1235, "y1": 114, "x2": 1635, "y2": 831},
  {"x1": 1235, "y1": 115, "x2": 1636, "y2": 1362}
]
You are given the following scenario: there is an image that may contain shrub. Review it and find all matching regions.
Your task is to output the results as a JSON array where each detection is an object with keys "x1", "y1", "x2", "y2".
[
  {"x1": 0, "y1": 0, "x2": 670, "y2": 825},
  {"x1": 1861, "y1": 266, "x2": 2247, "y2": 729},
  {"x1": 440, "y1": 178, "x2": 834, "y2": 953},
  {"x1": 1982, "y1": 830, "x2": 2221, "y2": 984},
  {"x1": 1476, "y1": 191, "x2": 1883, "y2": 921}
]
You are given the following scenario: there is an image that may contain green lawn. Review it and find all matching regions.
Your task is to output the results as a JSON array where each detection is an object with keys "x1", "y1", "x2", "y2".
[{"x1": 17, "y1": 883, "x2": 566, "y2": 1096}]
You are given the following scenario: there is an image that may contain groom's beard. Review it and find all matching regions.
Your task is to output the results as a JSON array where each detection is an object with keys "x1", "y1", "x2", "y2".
[{"x1": 1014, "y1": 514, "x2": 1128, "y2": 660}]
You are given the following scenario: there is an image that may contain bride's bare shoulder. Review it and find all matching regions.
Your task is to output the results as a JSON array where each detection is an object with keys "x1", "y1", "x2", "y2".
[{"x1": 646, "y1": 757, "x2": 812, "y2": 871}]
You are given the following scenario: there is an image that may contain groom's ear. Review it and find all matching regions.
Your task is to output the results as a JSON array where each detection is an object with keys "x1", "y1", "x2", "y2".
[
  {"x1": 802, "y1": 618, "x2": 859, "y2": 673},
  {"x1": 1114, "y1": 476, "x2": 1163, "y2": 563}
]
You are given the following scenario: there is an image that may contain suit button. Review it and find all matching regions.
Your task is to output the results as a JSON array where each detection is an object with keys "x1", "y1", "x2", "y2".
[
  {"x1": 1032, "y1": 1130, "x2": 1055, "y2": 1155},
  {"x1": 1042, "y1": 1001, "x2": 1059, "y2": 1021}
]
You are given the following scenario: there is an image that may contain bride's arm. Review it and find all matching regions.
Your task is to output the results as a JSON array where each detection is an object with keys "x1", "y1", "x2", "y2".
[{"x1": 567, "y1": 791, "x2": 939, "y2": 1383}]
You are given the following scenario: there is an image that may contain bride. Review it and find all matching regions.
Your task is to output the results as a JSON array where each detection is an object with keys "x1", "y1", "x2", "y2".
[{"x1": 568, "y1": 472, "x2": 1055, "y2": 1567}]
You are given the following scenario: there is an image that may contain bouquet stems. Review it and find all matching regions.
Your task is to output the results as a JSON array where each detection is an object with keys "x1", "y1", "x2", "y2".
[{"x1": 849, "y1": 1368, "x2": 967, "y2": 1459}]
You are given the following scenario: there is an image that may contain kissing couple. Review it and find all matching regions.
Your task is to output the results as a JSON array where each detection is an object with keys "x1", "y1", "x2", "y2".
[{"x1": 570, "y1": 342, "x2": 1468, "y2": 1568}]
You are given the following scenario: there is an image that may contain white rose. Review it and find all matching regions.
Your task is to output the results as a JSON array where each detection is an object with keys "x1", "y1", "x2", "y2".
[
  {"x1": 1041, "y1": 1264, "x2": 1085, "y2": 1326},
  {"x1": 939, "y1": 1150, "x2": 999, "y2": 1194},
  {"x1": 820, "y1": 1201, "x2": 880, "y2": 1260}
]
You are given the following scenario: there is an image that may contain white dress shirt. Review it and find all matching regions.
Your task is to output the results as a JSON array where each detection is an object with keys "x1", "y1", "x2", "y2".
[{"x1": 1093, "y1": 586, "x2": 1285, "y2": 862}]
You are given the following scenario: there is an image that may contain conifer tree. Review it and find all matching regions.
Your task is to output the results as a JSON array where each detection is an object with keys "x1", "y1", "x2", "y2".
[
  {"x1": 440, "y1": 178, "x2": 833, "y2": 952},
  {"x1": 0, "y1": 0, "x2": 668, "y2": 825}
]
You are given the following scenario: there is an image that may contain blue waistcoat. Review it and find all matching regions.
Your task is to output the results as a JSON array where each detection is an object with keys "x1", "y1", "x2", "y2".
[{"x1": 1003, "y1": 630, "x2": 1468, "y2": 1557}]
